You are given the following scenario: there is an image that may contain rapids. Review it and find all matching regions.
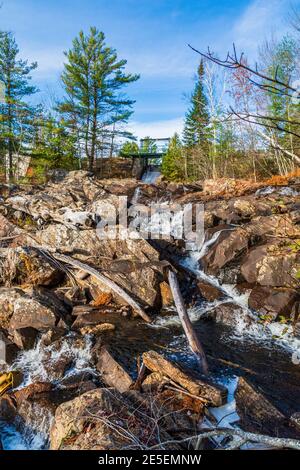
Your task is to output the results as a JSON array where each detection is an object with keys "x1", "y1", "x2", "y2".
[{"x1": 1, "y1": 229, "x2": 300, "y2": 450}]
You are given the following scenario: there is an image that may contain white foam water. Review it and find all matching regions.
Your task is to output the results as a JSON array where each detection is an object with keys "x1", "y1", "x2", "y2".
[
  {"x1": 155, "y1": 227, "x2": 300, "y2": 355},
  {"x1": 209, "y1": 375, "x2": 239, "y2": 428},
  {"x1": 142, "y1": 169, "x2": 161, "y2": 184},
  {"x1": 12, "y1": 334, "x2": 94, "y2": 387},
  {"x1": 1, "y1": 334, "x2": 94, "y2": 450}
]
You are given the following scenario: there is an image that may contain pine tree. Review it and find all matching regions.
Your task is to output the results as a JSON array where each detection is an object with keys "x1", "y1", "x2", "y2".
[
  {"x1": 161, "y1": 133, "x2": 185, "y2": 181},
  {"x1": 183, "y1": 60, "x2": 210, "y2": 148},
  {"x1": 140, "y1": 137, "x2": 157, "y2": 153},
  {"x1": 58, "y1": 27, "x2": 139, "y2": 172},
  {"x1": 120, "y1": 140, "x2": 139, "y2": 156},
  {"x1": 0, "y1": 31, "x2": 38, "y2": 180},
  {"x1": 32, "y1": 115, "x2": 79, "y2": 177}
]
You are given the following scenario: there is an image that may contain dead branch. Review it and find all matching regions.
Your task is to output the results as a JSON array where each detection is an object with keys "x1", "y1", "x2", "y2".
[
  {"x1": 149, "y1": 426, "x2": 300, "y2": 450},
  {"x1": 228, "y1": 108, "x2": 300, "y2": 141},
  {"x1": 38, "y1": 249, "x2": 152, "y2": 323},
  {"x1": 257, "y1": 129, "x2": 300, "y2": 164},
  {"x1": 189, "y1": 43, "x2": 297, "y2": 95},
  {"x1": 168, "y1": 270, "x2": 208, "y2": 375}
]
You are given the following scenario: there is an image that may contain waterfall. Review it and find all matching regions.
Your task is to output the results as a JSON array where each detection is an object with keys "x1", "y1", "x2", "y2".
[
  {"x1": 141, "y1": 169, "x2": 161, "y2": 184},
  {"x1": 0, "y1": 334, "x2": 94, "y2": 450}
]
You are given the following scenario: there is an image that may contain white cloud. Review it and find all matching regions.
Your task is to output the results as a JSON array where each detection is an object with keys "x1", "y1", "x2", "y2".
[
  {"x1": 128, "y1": 117, "x2": 184, "y2": 140},
  {"x1": 124, "y1": 44, "x2": 197, "y2": 79},
  {"x1": 23, "y1": 47, "x2": 65, "y2": 79},
  {"x1": 233, "y1": 0, "x2": 290, "y2": 55}
]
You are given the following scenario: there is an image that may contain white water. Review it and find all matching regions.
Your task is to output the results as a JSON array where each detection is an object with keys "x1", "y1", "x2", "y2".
[
  {"x1": 154, "y1": 228, "x2": 300, "y2": 354},
  {"x1": 1, "y1": 334, "x2": 94, "y2": 450},
  {"x1": 255, "y1": 185, "x2": 298, "y2": 197},
  {"x1": 131, "y1": 187, "x2": 141, "y2": 205},
  {"x1": 12, "y1": 334, "x2": 94, "y2": 387},
  {"x1": 142, "y1": 169, "x2": 161, "y2": 184}
]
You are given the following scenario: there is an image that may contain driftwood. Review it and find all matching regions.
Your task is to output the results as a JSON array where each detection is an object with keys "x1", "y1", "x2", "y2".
[
  {"x1": 142, "y1": 351, "x2": 226, "y2": 407},
  {"x1": 72, "y1": 305, "x2": 99, "y2": 316},
  {"x1": 168, "y1": 270, "x2": 208, "y2": 374},
  {"x1": 149, "y1": 426, "x2": 300, "y2": 450},
  {"x1": 41, "y1": 250, "x2": 151, "y2": 323}
]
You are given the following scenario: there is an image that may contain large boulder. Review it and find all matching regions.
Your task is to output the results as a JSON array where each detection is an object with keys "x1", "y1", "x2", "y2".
[
  {"x1": 35, "y1": 225, "x2": 163, "y2": 308},
  {"x1": 201, "y1": 214, "x2": 300, "y2": 279},
  {"x1": 201, "y1": 228, "x2": 249, "y2": 275},
  {"x1": 241, "y1": 245, "x2": 300, "y2": 288},
  {"x1": 0, "y1": 247, "x2": 64, "y2": 287},
  {"x1": 248, "y1": 286, "x2": 300, "y2": 320},
  {"x1": 50, "y1": 386, "x2": 189, "y2": 451},
  {"x1": 50, "y1": 388, "x2": 134, "y2": 450},
  {"x1": 0, "y1": 287, "x2": 70, "y2": 334}
]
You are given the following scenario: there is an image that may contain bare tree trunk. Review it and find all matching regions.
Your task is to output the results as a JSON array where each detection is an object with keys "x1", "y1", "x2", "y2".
[
  {"x1": 259, "y1": 130, "x2": 300, "y2": 165},
  {"x1": 168, "y1": 270, "x2": 208, "y2": 375}
]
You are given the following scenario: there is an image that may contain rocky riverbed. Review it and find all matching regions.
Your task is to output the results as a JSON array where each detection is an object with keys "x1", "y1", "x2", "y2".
[{"x1": 0, "y1": 171, "x2": 300, "y2": 450}]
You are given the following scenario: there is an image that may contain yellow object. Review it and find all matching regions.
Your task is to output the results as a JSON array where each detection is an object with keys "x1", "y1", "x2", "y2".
[
  {"x1": 0, "y1": 372, "x2": 14, "y2": 396},
  {"x1": 0, "y1": 371, "x2": 23, "y2": 396}
]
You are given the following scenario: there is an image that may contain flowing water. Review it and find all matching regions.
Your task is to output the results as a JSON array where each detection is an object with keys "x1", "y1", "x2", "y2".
[
  {"x1": 1, "y1": 228, "x2": 300, "y2": 450},
  {"x1": 141, "y1": 169, "x2": 161, "y2": 184}
]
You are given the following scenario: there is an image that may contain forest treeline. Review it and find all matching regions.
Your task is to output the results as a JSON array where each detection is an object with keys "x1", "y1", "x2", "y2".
[
  {"x1": 0, "y1": 27, "x2": 139, "y2": 181},
  {"x1": 160, "y1": 28, "x2": 300, "y2": 181},
  {"x1": 1, "y1": 11, "x2": 300, "y2": 183}
]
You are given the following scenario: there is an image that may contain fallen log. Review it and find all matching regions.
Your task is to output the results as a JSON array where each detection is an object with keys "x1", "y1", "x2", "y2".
[
  {"x1": 40, "y1": 250, "x2": 151, "y2": 323},
  {"x1": 168, "y1": 270, "x2": 208, "y2": 374},
  {"x1": 72, "y1": 305, "x2": 100, "y2": 316},
  {"x1": 142, "y1": 351, "x2": 227, "y2": 407}
]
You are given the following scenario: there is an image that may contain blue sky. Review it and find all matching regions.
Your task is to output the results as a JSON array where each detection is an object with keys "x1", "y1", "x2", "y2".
[{"x1": 0, "y1": 0, "x2": 297, "y2": 139}]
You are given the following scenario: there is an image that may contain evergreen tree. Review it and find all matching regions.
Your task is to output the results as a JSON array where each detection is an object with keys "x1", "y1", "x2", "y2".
[
  {"x1": 140, "y1": 136, "x2": 157, "y2": 153},
  {"x1": 0, "y1": 31, "x2": 38, "y2": 180},
  {"x1": 120, "y1": 140, "x2": 139, "y2": 156},
  {"x1": 183, "y1": 60, "x2": 210, "y2": 148},
  {"x1": 161, "y1": 133, "x2": 185, "y2": 181},
  {"x1": 58, "y1": 27, "x2": 139, "y2": 172},
  {"x1": 32, "y1": 116, "x2": 79, "y2": 176}
]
